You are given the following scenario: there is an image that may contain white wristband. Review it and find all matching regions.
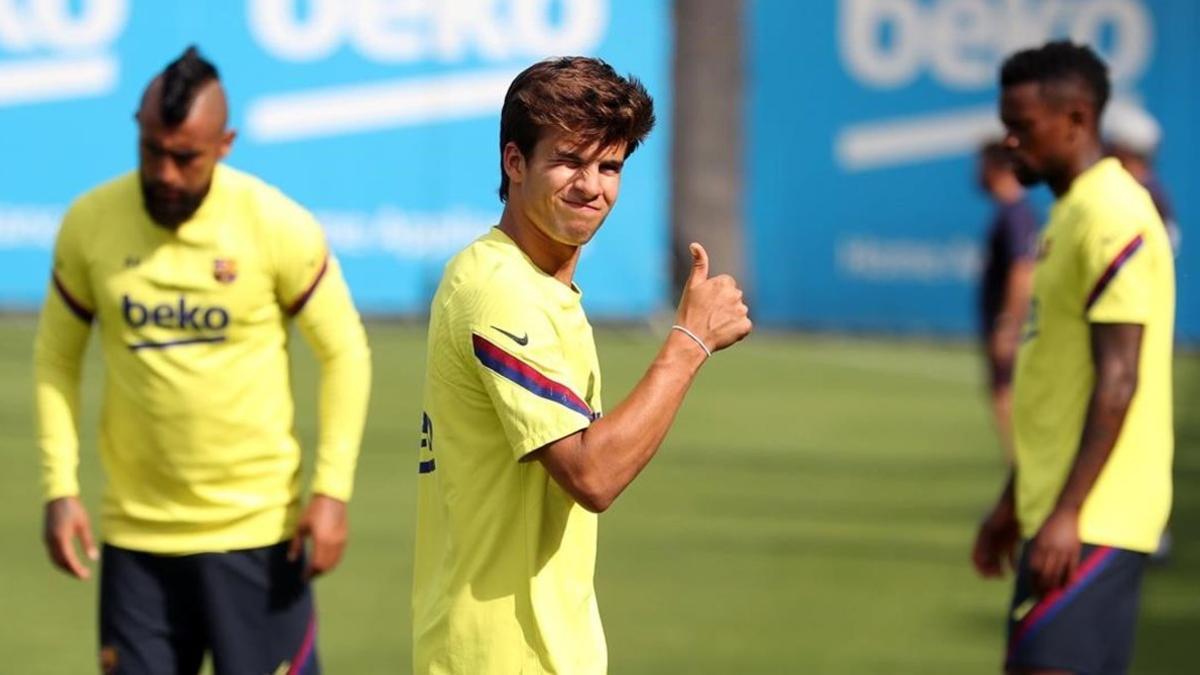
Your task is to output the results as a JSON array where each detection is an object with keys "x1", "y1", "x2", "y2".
[{"x1": 671, "y1": 324, "x2": 712, "y2": 358}]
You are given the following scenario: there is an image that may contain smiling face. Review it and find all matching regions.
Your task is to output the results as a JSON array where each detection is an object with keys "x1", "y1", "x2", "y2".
[
  {"x1": 503, "y1": 128, "x2": 627, "y2": 247},
  {"x1": 135, "y1": 78, "x2": 234, "y2": 228}
]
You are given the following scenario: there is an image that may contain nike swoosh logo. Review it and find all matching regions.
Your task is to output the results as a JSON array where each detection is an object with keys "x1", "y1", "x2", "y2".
[{"x1": 492, "y1": 325, "x2": 529, "y2": 346}]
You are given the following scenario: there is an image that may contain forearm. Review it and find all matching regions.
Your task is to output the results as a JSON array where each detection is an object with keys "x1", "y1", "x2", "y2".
[
  {"x1": 295, "y1": 277, "x2": 371, "y2": 501},
  {"x1": 555, "y1": 330, "x2": 706, "y2": 510}
]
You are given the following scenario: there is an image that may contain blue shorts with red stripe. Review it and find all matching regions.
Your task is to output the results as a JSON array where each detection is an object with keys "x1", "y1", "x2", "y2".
[
  {"x1": 99, "y1": 541, "x2": 319, "y2": 675},
  {"x1": 1006, "y1": 542, "x2": 1147, "y2": 674}
]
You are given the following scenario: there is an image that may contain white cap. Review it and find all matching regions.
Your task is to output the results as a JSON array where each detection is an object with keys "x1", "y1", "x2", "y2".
[{"x1": 1103, "y1": 98, "x2": 1162, "y2": 155}]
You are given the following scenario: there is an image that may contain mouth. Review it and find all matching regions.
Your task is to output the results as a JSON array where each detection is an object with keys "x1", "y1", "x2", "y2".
[{"x1": 561, "y1": 198, "x2": 601, "y2": 212}]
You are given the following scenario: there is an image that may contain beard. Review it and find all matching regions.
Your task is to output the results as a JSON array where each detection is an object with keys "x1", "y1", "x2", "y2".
[
  {"x1": 1012, "y1": 160, "x2": 1042, "y2": 187},
  {"x1": 140, "y1": 178, "x2": 209, "y2": 228}
]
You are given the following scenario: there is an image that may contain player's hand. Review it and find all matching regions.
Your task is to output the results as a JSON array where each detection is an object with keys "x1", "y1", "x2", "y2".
[
  {"x1": 675, "y1": 242, "x2": 752, "y2": 354},
  {"x1": 42, "y1": 496, "x2": 98, "y2": 580},
  {"x1": 972, "y1": 500, "x2": 1019, "y2": 578},
  {"x1": 289, "y1": 494, "x2": 349, "y2": 580},
  {"x1": 1027, "y1": 507, "x2": 1080, "y2": 594}
]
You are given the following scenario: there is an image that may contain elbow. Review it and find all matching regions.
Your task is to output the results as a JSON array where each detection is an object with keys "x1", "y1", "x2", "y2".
[
  {"x1": 573, "y1": 476, "x2": 615, "y2": 514},
  {"x1": 1098, "y1": 371, "x2": 1139, "y2": 413}
]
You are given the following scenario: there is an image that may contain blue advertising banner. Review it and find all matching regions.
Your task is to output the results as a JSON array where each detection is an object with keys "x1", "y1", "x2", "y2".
[
  {"x1": 0, "y1": 0, "x2": 671, "y2": 317},
  {"x1": 749, "y1": 0, "x2": 1198, "y2": 341}
]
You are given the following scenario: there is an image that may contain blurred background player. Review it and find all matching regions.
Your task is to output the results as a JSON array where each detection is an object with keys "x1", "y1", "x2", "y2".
[
  {"x1": 976, "y1": 140, "x2": 1039, "y2": 463},
  {"x1": 1104, "y1": 99, "x2": 1181, "y2": 254},
  {"x1": 412, "y1": 57, "x2": 752, "y2": 674},
  {"x1": 972, "y1": 41, "x2": 1175, "y2": 675},
  {"x1": 33, "y1": 46, "x2": 371, "y2": 674}
]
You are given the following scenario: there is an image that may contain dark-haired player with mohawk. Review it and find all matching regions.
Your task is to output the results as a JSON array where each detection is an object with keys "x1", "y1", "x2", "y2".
[
  {"x1": 971, "y1": 41, "x2": 1175, "y2": 675},
  {"x1": 34, "y1": 46, "x2": 370, "y2": 674},
  {"x1": 412, "y1": 57, "x2": 751, "y2": 673}
]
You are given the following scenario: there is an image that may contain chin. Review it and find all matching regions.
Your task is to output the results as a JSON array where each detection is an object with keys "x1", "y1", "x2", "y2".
[{"x1": 1014, "y1": 166, "x2": 1042, "y2": 187}]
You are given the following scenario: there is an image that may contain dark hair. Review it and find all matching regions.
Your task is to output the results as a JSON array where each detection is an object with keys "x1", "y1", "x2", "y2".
[
  {"x1": 498, "y1": 57, "x2": 655, "y2": 202},
  {"x1": 999, "y1": 40, "x2": 1110, "y2": 117},
  {"x1": 160, "y1": 45, "x2": 219, "y2": 126}
]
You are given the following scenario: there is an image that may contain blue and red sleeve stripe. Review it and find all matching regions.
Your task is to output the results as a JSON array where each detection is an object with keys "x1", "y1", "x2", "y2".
[
  {"x1": 1085, "y1": 233, "x2": 1144, "y2": 311},
  {"x1": 472, "y1": 333, "x2": 593, "y2": 420},
  {"x1": 53, "y1": 272, "x2": 94, "y2": 323},
  {"x1": 287, "y1": 254, "x2": 330, "y2": 315}
]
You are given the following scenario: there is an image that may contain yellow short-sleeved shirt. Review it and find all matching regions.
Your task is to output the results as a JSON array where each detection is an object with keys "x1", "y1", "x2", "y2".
[
  {"x1": 35, "y1": 164, "x2": 365, "y2": 553},
  {"x1": 1013, "y1": 158, "x2": 1175, "y2": 553},
  {"x1": 413, "y1": 228, "x2": 606, "y2": 674}
]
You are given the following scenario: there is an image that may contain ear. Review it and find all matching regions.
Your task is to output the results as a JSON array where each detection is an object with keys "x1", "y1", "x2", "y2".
[
  {"x1": 502, "y1": 141, "x2": 526, "y2": 187},
  {"x1": 218, "y1": 129, "x2": 237, "y2": 160}
]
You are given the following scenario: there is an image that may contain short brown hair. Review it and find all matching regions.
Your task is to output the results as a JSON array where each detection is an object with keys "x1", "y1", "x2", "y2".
[{"x1": 498, "y1": 57, "x2": 656, "y2": 202}]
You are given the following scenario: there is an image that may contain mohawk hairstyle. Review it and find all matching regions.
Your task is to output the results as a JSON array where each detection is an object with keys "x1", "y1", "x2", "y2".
[
  {"x1": 999, "y1": 40, "x2": 1110, "y2": 118},
  {"x1": 160, "y1": 45, "x2": 219, "y2": 127},
  {"x1": 498, "y1": 57, "x2": 655, "y2": 202}
]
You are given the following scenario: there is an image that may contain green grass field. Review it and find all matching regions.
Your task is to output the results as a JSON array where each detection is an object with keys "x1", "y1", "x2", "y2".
[{"x1": 1, "y1": 318, "x2": 1196, "y2": 673}]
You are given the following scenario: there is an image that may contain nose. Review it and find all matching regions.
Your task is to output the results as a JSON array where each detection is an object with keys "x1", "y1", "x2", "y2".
[
  {"x1": 1003, "y1": 132, "x2": 1020, "y2": 150},
  {"x1": 148, "y1": 155, "x2": 183, "y2": 187},
  {"x1": 572, "y1": 165, "x2": 602, "y2": 199}
]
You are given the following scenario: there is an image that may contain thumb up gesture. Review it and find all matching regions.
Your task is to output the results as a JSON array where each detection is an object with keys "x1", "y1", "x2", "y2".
[{"x1": 675, "y1": 243, "x2": 752, "y2": 355}]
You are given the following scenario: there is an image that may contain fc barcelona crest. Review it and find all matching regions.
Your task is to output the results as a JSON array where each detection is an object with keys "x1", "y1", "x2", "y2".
[{"x1": 213, "y1": 258, "x2": 238, "y2": 284}]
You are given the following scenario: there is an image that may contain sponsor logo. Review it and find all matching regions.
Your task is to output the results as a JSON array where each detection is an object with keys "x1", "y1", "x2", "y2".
[
  {"x1": 123, "y1": 294, "x2": 230, "y2": 331},
  {"x1": 243, "y1": 0, "x2": 610, "y2": 142},
  {"x1": 0, "y1": 0, "x2": 129, "y2": 107},
  {"x1": 492, "y1": 325, "x2": 529, "y2": 346},
  {"x1": 214, "y1": 258, "x2": 238, "y2": 284},
  {"x1": 836, "y1": 0, "x2": 1153, "y2": 170}
]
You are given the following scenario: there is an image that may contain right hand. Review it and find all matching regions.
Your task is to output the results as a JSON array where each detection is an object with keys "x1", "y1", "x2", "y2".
[
  {"x1": 43, "y1": 496, "x2": 98, "y2": 580},
  {"x1": 676, "y1": 242, "x2": 752, "y2": 354},
  {"x1": 971, "y1": 500, "x2": 1020, "y2": 579}
]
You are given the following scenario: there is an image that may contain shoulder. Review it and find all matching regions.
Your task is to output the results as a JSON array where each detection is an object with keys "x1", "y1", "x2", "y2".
[
  {"x1": 59, "y1": 172, "x2": 140, "y2": 241},
  {"x1": 438, "y1": 232, "x2": 529, "y2": 306},
  {"x1": 216, "y1": 164, "x2": 322, "y2": 237}
]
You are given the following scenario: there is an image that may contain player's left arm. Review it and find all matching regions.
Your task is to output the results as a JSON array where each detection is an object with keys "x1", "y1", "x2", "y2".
[
  {"x1": 274, "y1": 204, "x2": 372, "y2": 579},
  {"x1": 1029, "y1": 322, "x2": 1141, "y2": 593},
  {"x1": 1029, "y1": 217, "x2": 1152, "y2": 593}
]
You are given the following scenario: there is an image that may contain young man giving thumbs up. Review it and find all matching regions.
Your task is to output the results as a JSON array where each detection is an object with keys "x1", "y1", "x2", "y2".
[{"x1": 412, "y1": 57, "x2": 752, "y2": 674}]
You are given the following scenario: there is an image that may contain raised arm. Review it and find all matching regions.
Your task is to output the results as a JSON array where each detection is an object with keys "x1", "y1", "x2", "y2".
[{"x1": 533, "y1": 243, "x2": 751, "y2": 512}]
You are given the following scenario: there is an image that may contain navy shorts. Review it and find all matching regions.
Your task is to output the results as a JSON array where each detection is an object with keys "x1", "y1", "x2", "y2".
[
  {"x1": 1005, "y1": 543, "x2": 1147, "y2": 674},
  {"x1": 99, "y1": 541, "x2": 319, "y2": 675}
]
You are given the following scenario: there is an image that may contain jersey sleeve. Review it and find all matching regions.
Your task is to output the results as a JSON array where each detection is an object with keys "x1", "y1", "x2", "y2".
[
  {"x1": 270, "y1": 196, "x2": 371, "y2": 502},
  {"x1": 460, "y1": 288, "x2": 594, "y2": 460},
  {"x1": 34, "y1": 199, "x2": 96, "y2": 500},
  {"x1": 1081, "y1": 206, "x2": 1153, "y2": 325}
]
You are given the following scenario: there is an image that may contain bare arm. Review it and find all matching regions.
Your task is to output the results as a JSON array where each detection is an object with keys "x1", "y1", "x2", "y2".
[
  {"x1": 532, "y1": 243, "x2": 752, "y2": 512},
  {"x1": 972, "y1": 470, "x2": 1018, "y2": 578},
  {"x1": 988, "y1": 259, "x2": 1034, "y2": 372},
  {"x1": 1027, "y1": 322, "x2": 1142, "y2": 592}
]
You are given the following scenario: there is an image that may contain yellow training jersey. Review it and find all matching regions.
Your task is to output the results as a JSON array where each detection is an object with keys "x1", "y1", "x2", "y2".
[
  {"x1": 34, "y1": 164, "x2": 371, "y2": 554},
  {"x1": 414, "y1": 227, "x2": 606, "y2": 674},
  {"x1": 1013, "y1": 158, "x2": 1175, "y2": 553}
]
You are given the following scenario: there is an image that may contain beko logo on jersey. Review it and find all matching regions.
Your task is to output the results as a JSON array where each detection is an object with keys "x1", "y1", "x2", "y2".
[{"x1": 122, "y1": 295, "x2": 230, "y2": 331}]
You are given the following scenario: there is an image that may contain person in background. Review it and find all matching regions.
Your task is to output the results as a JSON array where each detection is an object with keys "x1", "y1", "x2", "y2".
[
  {"x1": 976, "y1": 140, "x2": 1039, "y2": 463},
  {"x1": 1104, "y1": 99, "x2": 1180, "y2": 253},
  {"x1": 34, "y1": 46, "x2": 371, "y2": 674}
]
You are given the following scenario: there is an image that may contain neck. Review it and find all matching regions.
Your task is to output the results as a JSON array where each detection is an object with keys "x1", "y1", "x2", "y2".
[
  {"x1": 498, "y1": 206, "x2": 580, "y2": 287},
  {"x1": 1047, "y1": 143, "x2": 1104, "y2": 198}
]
